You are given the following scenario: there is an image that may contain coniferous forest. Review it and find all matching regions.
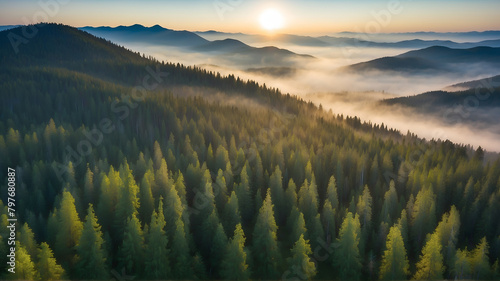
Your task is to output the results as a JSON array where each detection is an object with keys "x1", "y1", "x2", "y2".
[{"x1": 1, "y1": 24, "x2": 500, "y2": 280}]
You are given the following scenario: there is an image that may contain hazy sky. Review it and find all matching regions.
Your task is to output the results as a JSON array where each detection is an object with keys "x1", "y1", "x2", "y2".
[{"x1": 1, "y1": 0, "x2": 499, "y2": 35}]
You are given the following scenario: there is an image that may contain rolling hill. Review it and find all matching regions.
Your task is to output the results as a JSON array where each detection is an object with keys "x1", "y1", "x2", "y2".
[
  {"x1": 343, "y1": 46, "x2": 500, "y2": 74},
  {"x1": 444, "y1": 74, "x2": 500, "y2": 91}
]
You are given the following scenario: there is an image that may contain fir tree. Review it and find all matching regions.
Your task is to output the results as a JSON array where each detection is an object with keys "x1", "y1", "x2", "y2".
[
  {"x1": 11, "y1": 242, "x2": 37, "y2": 280},
  {"x1": 287, "y1": 234, "x2": 317, "y2": 280},
  {"x1": 221, "y1": 224, "x2": 250, "y2": 280},
  {"x1": 379, "y1": 225, "x2": 409, "y2": 280},
  {"x1": 144, "y1": 200, "x2": 170, "y2": 279},
  {"x1": 37, "y1": 242, "x2": 65, "y2": 281},
  {"x1": 413, "y1": 232, "x2": 444, "y2": 280},
  {"x1": 118, "y1": 214, "x2": 145, "y2": 276},
  {"x1": 333, "y1": 212, "x2": 362, "y2": 281},
  {"x1": 252, "y1": 189, "x2": 281, "y2": 279},
  {"x1": 75, "y1": 204, "x2": 108, "y2": 279}
]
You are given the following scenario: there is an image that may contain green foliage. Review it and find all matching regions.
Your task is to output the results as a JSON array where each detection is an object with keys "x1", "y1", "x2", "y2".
[
  {"x1": 10, "y1": 242, "x2": 37, "y2": 280},
  {"x1": 144, "y1": 200, "x2": 170, "y2": 279},
  {"x1": 55, "y1": 189, "x2": 83, "y2": 267},
  {"x1": 75, "y1": 205, "x2": 108, "y2": 279},
  {"x1": 171, "y1": 217, "x2": 192, "y2": 279},
  {"x1": 334, "y1": 212, "x2": 362, "y2": 281},
  {"x1": 210, "y1": 223, "x2": 228, "y2": 278},
  {"x1": 379, "y1": 225, "x2": 409, "y2": 280},
  {"x1": 118, "y1": 214, "x2": 145, "y2": 276},
  {"x1": 223, "y1": 191, "x2": 242, "y2": 237},
  {"x1": 411, "y1": 185, "x2": 437, "y2": 254},
  {"x1": 286, "y1": 234, "x2": 317, "y2": 280},
  {"x1": 470, "y1": 237, "x2": 490, "y2": 280},
  {"x1": 18, "y1": 223, "x2": 38, "y2": 261},
  {"x1": 37, "y1": 242, "x2": 65, "y2": 281},
  {"x1": 252, "y1": 189, "x2": 281, "y2": 279},
  {"x1": 413, "y1": 232, "x2": 444, "y2": 280},
  {"x1": 221, "y1": 224, "x2": 250, "y2": 280}
]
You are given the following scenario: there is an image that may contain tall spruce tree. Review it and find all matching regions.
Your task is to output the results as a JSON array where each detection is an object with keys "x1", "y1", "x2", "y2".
[
  {"x1": 144, "y1": 200, "x2": 170, "y2": 279},
  {"x1": 413, "y1": 232, "x2": 444, "y2": 280},
  {"x1": 252, "y1": 189, "x2": 281, "y2": 279},
  {"x1": 37, "y1": 242, "x2": 65, "y2": 281},
  {"x1": 379, "y1": 225, "x2": 409, "y2": 280},
  {"x1": 118, "y1": 214, "x2": 145, "y2": 276},
  {"x1": 75, "y1": 204, "x2": 108, "y2": 279},
  {"x1": 333, "y1": 212, "x2": 362, "y2": 281},
  {"x1": 221, "y1": 223, "x2": 250, "y2": 280},
  {"x1": 287, "y1": 234, "x2": 317, "y2": 280}
]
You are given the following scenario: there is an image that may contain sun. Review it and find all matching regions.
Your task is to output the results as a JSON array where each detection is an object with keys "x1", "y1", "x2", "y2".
[{"x1": 259, "y1": 8, "x2": 285, "y2": 31}]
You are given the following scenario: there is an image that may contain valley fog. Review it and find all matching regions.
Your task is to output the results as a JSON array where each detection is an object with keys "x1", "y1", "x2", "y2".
[{"x1": 118, "y1": 40, "x2": 500, "y2": 152}]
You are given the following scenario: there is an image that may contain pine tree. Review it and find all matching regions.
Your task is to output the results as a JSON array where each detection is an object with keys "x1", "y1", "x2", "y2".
[
  {"x1": 252, "y1": 189, "x2": 281, "y2": 279},
  {"x1": 270, "y1": 165, "x2": 286, "y2": 225},
  {"x1": 18, "y1": 223, "x2": 38, "y2": 262},
  {"x1": 118, "y1": 214, "x2": 145, "y2": 276},
  {"x1": 333, "y1": 212, "x2": 362, "y2": 281},
  {"x1": 413, "y1": 232, "x2": 444, "y2": 280},
  {"x1": 37, "y1": 242, "x2": 65, "y2": 281},
  {"x1": 214, "y1": 169, "x2": 228, "y2": 212},
  {"x1": 83, "y1": 165, "x2": 94, "y2": 208},
  {"x1": 174, "y1": 171, "x2": 188, "y2": 207},
  {"x1": 286, "y1": 234, "x2": 317, "y2": 280},
  {"x1": 221, "y1": 223, "x2": 250, "y2": 280},
  {"x1": 470, "y1": 237, "x2": 490, "y2": 280},
  {"x1": 411, "y1": 185, "x2": 437, "y2": 253},
  {"x1": 326, "y1": 176, "x2": 339, "y2": 210},
  {"x1": 356, "y1": 185, "x2": 373, "y2": 229},
  {"x1": 453, "y1": 248, "x2": 471, "y2": 279},
  {"x1": 115, "y1": 162, "x2": 140, "y2": 238},
  {"x1": 55, "y1": 189, "x2": 83, "y2": 267},
  {"x1": 164, "y1": 173, "x2": 184, "y2": 240},
  {"x1": 321, "y1": 199, "x2": 336, "y2": 244},
  {"x1": 223, "y1": 191, "x2": 242, "y2": 237},
  {"x1": 138, "y1": 170, "x2": 155, "y2": 225},
  {"x1": 75, "y1": 204, "x2": 108, "y2": 279},
  {"x1": 380, "y1": 181, "x2": 398, "y2": 224},
  {"x1": 153, "y1": 140, "x2": 163, "y2": 170},
  {"x1": 144, "y1": 200, "x2": 170, "y2": 279},
  {"x1": 11, "y1": 242, "x2": 37, "y2": 280},
  {"x1": 97, "y1": 167, "x2": 120, "y2": 232},
  {"x1": 287, "y1": 207, "x2": 307, "y2": 248},
  {"x1": 379, "y1": 225, "x2": 409, "y2": 280},
  {"x1": 171, "y1": 217, "x2": 192, "y2": 279},
  {"x1": 235, "y1": 165, "x2": 253, "y2": 224},
  {"x1": 284, "y1": 178, "x2": 297, "y2": 218},
  {"x1": 210, "y1": 223, "x2": 228, "y2": 278}
]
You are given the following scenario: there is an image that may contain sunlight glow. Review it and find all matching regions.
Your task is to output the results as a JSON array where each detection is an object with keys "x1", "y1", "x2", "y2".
[{"x1": 259, "y1": 8, "x2": 285, "y2": 31}]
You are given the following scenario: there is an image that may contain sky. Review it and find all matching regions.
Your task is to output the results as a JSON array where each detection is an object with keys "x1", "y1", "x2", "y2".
[{"x1": 1, "y1": 0, "x2": 500, "y2": 35}]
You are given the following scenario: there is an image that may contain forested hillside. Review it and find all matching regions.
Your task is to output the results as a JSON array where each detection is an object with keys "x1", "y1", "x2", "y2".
[{"x1": 1, "y1": 24, "x2": 499, "y2": 280}]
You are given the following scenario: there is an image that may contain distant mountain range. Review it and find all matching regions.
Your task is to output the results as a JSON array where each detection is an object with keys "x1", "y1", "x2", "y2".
[
  {"x1": 195, "y1": 29, "x2": 500, "y2": 49},
  {"x1": 81, "y1": 24, "x2": 209, "y2": 47},
  {"x1": 343, "y1": 46, "x2": 500, "y2": 74},
  {"x1": 80, "y1": 24, "x2": 315, "y2": 67}
]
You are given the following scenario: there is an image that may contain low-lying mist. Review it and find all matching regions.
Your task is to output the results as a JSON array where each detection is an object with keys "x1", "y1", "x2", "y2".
[{"x1": 121, "y1": 40, "x2": 500, "y2": 152}]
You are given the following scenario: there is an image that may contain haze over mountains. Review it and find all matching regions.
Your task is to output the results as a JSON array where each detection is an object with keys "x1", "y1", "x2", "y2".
[{"x1": 3, "y1": 23, "x2": 500, "y2": 151}]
